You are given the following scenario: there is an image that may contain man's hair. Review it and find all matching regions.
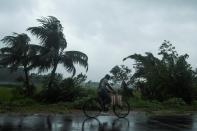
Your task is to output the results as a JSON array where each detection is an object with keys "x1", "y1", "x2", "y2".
[{"x1": 105, "y1": 74, "x2": 110, "y2": 79}]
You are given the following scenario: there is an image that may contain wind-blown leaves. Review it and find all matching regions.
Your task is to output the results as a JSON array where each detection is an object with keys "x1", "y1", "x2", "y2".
[
  {"x1": 27, "y1": 16, "x2": 88, "y2": 88},
  {"x1": 0, "y1": 47, "x2": 13, "y2": 54},
  {"x1": 124, "y1": 41, "x2": 194, "y2": 103},
  {"x1": 64, "y1": 51, "x2": 88, "y2": 69},
  {"x1": 1, "y1": 33, "x2": 30, "y2": 68},
  {"x1": 60, "y1": 51, "x2": 88, "y2": 76},
  {"x1": 27, "y1": 16, "x2": 67, "y2": 49},
  {"x1": 0, "y1": 33, "x2": 42, "y2": 96}
]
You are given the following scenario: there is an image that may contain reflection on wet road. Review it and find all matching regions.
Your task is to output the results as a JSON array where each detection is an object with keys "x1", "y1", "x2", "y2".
[{"x1": 0, "y1": 112, "x2": 196, "y2": 131}]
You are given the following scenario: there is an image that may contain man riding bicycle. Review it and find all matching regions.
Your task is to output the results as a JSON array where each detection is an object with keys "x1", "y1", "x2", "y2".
[{"x1": 97, "y1": 74, "x2": 115, "y2": 111}]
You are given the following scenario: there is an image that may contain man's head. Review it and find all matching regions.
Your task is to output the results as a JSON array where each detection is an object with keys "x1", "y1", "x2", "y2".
[{"x1": 105, "y1": 74, "x2": 111, "y2": 80}]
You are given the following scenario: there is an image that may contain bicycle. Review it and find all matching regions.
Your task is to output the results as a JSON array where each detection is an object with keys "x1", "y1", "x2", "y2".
[{"x1": 82, "y1": 91, "x2": 130, "y2": 118}]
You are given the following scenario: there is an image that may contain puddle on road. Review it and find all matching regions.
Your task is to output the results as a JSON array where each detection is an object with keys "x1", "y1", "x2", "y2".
[{"x1": 0, "y1": 112, "x2": 196, "y2": 131}]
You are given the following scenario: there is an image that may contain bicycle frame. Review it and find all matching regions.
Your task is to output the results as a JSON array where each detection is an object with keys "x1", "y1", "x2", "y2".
[{"x1": 83, "y1": 90, "x2": 130, "y2": 118}]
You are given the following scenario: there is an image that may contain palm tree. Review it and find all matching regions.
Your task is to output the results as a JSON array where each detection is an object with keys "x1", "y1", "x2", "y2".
[
  {"x1": 0, "y1": 33, "x2": 41, "y2": 96},
  {"x1": 27, "y1": 16, "x2": 88, "y2": 88}
]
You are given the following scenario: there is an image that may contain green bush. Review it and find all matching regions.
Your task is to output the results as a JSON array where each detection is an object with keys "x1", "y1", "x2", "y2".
[
  {"x1": 11, "y1": 98, "x2": 37, "y2": 106},
  {"x1": 191, "y1": 100, "x2": 197, "y2": 106},
  {"x1": 36, "y1": 76, "x2": 97, "y2": 103},
  {"x1": 83, "y1": 87, "x2": 97, "y2": 97},
  {"x1": 163, "y1": 97, "x2": 186, "y2": 107},
  {"x1": 0, "y1": 87, "x2": 13, "y2": 102},
  {"x1": 132, "y1": 90, "x2": 142, "y2": 99},
  {"x1": 11, "y1": 86, "x2": 25, "y2": 98},
  {"x1": 70, "y1": 97, "x2": 92, "y2": 109},
  {"x1": 128, "y1": 98, "x2": 163, "y2": 110}
]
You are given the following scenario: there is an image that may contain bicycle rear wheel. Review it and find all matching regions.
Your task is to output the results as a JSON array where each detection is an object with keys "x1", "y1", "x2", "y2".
[
  {"x1": 83, "y1": 98, "x2": 102, "y2": 118},
  {"x1": 113, "y1": 101, "x2": 130, "y2": 118}
]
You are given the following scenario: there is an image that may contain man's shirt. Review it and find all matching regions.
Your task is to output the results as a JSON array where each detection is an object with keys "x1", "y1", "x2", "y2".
[{"x1": 98, "y1": 78, "x2": 109, "y2": 92}]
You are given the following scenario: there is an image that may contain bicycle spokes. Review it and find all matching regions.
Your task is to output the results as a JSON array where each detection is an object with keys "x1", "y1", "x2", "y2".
[
  {"x1": 113, "y1": 101, "x2": 130, "y2": 118},
  {"x1": 83, "y1": 99, "x2": 102, "y2": 118}
]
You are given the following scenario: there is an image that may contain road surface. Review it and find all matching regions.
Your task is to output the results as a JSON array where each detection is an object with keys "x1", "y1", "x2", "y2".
[{"x1": 0, "y1": 112, "x2": 196, "y2": 131}]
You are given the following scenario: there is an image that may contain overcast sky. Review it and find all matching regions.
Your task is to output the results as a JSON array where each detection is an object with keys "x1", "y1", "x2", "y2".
[{"x1": 0, "y1": 0, "x2": 197, "y2": 81}]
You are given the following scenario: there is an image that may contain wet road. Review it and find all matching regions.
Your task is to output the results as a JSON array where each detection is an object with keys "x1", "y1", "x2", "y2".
[{"x1": 0, "y1": 112, "x2": 196, "y2": 131}]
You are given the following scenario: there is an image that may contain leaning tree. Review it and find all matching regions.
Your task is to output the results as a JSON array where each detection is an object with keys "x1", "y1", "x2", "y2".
[
  {"x1": 0, "y1": 33, "x2": 41, "y2": 96},
  {"x1": 27, "y1": 16, "x2": 88, "y2": 89},
  {"x1": 123, "y1": 41, "x2": 194, "y2": 103}
]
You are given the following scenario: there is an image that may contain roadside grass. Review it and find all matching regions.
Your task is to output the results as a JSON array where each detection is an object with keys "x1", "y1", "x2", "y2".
[
  {"x1": 0, "y1": 85, "x2": 13, "y2": 102},
  {"x1": 0, "y1": 85, "x2": 196, "y2": 114},
  {"x1": 128, "y1": 97, "x2": 197, "y2": 114},
  {"x1": 0, "y1": 103, "x2": 70, "y2": 114}
]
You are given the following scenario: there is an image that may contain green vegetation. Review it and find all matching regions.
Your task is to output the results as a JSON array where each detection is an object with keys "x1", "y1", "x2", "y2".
[
  {"x1": 0, "y1": 86, "x2": 13, "y2": 102},
  {"x1": 0, "y1": 16, "x2": 196, "y2": 114},
  {"x1": 0, "y1": 16, "x2": 88, "y2": 98},
  {"x1": 0, "y1": 33, "x2": 41, "y2": 96},
  {"x1": 0, "y1": 84, "x2": 196, "y2": 114},
  {"x1": 0, "y1": 84, "x2": 96, "y2": 113},
  {"x1": 27, "y1": 16, "x2": 88, "y2": 89},
  {"x1": 124, "y1": 41, "x2": 197, "y2": 104}
]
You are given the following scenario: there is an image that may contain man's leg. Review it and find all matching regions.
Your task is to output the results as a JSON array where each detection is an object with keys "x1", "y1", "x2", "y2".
[
  {"x1": 102, "y1": 91, "x2": 111, "y2": 111},
  {"x1": 98, "y1": 90, "x2": 106, "y2": 111},
  {"x1": 105, "y1": 93, "x2": 111, "y2": 108}
]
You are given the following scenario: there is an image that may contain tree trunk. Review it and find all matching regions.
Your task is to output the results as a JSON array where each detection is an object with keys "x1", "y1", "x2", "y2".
[
  {"x1": 24, "y1": 67, "x2": 31, "y2": 96},
  {"x1": 48, "y1": 63, "x2": 58, "y2": 89}
]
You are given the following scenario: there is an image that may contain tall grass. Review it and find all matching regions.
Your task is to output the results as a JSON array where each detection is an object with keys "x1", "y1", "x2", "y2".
[{"x1": 0, "y1": 85, "x2": 13, "y2": 102}]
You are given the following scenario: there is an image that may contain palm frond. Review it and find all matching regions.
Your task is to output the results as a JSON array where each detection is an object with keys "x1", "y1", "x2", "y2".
[
  {"x1": 123, "y1": 55, "x2": 133, "y2": 61},
  {"x1": 1, "y1": 36, "x2": 16, "y2": 46},
  {"x1": 0, "y1": 54, "x2": 16, "y2": 67},
  {"x1": 28, "y1": 44, "x2": 42, "y2": 56},
  {"x1": 61, "y1": 51, "x2": 88, "y2": 72},
  {"x1": 27, "y1": 16, "x2": 67, "y2": 50},
  {"x1": 0, "y1": 47, "x2": 13, "y2": 54},
  {"x1": 27, "y1": 26, "x2": 48, "y2": 44},
  {"x1": 61, "y1": 55, "x2": 76, "y2": 76}
]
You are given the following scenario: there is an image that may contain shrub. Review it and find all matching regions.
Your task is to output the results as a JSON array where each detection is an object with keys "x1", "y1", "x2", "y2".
[
  {"x1": 163, "y1": 97, "x2": 186, "y2": 107},
  {"x1": 70, "y1": 97, "x2": 92, "y2": 109},
  {"x1": 128, "y1": 98, "x2": 163, "y2": 110},
  {"x1": 132, "y1": 90, "x2": 142, "y2": 100},
  {"x1": 0, "y1": 87, "x2": 13, "y2": 102},
  {"x1": 191, "y1": 100, "x2": 197, "y2": 106},
  {"x1": 11, "y1": 98, "x2": 37, "y2": 106},
  {"x1": 36, "y1": 76, "x2": 97, "y2": 103}
]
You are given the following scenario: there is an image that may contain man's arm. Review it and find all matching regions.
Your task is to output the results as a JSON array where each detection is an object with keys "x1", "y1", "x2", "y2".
[{"x1": 106, "y1": 83, "x2": 115, "y2": 92}]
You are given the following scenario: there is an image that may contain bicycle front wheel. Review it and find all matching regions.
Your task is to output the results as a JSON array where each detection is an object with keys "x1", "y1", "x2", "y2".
[
  {"x1": 83, "y1": 98, "x2": 102, "y2": 118},
  {"x1": 113, "y1": 101, "x2": 130, "y2": 118}
]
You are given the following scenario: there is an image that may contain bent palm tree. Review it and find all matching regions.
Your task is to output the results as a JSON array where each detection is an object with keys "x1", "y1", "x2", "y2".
[
  {"x1": 27, "y1": 16, "x2": 88, "y2": 88},
  {"x1": 0, "y1": 33, "x2": 41, "y2": 96}
]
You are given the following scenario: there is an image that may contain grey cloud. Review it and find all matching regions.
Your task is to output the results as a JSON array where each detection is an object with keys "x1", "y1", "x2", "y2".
[
  {"x1": 0, "y1": 0, "x2": 39, "y2": 46},
  {"x1": 0, "y1": 0, "x2": 197, "y2": 81},
  {"x1": 0, "y1": 0, "x2": 37, "y2": 13}
]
